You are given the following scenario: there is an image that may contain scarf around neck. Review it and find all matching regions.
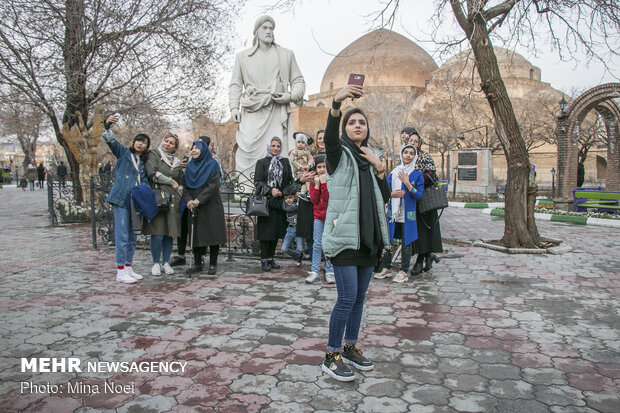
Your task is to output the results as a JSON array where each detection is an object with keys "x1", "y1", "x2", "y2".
[
  {"x1": 390, "y1": 144, "x2": 418, "y2": 222},
  {"x1": 266, "y1": 139, "x2": 283, "y2": 188}
]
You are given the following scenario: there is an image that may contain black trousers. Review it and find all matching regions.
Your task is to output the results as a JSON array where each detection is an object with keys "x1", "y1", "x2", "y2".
[
  {"x1": 177, "y1": 208, "x2": 189, "y2": 255},
  {"x1": 193, "y1": 245, "x2": 220, "y2": 266},
  {"x1": 260, "y1": 240, "x2": 277, "y2": 260}
]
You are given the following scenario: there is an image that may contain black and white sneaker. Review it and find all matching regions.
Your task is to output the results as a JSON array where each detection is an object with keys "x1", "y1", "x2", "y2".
[
  {"x1": 321, "y1": 352, "x2": 355, "y2": 381},
  {"x1": 342, "y1": 345, "x2": 374, "y2": 371}
]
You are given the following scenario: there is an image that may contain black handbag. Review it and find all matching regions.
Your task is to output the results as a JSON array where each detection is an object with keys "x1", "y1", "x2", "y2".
[
  {"x1": 417, "y1": 173, "x2": 449, "y2": 214},
  {"x1": 246, "y1": 184, "x2": 269, "y2": 217},
  {"x1": 154, "y1": 185, "x2": 171, "y2": 213}
]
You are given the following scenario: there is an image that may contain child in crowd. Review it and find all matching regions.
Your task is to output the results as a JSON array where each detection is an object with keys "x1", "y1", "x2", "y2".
[
  {"x1": 306, "y1": 155, "x2": 334, "y2": 283},
  {"x1": 289, "y1": 132, "x2": 314, "y2": 193},
  {"x1": 281, "y1": 185, "x2": 304, "y2": 265}
]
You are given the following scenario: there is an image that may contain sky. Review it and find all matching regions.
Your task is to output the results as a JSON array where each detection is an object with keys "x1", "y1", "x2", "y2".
[{"x1": 221, "y1": 0, "x2": 619, "y2": 106}]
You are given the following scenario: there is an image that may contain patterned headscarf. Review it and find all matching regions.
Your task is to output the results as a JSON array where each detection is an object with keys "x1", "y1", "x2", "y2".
[
  {"x1": 266, "y1": 137, "x2": 283, "y2": 188},
  {"x1": 411, "y1": 133, "x2": 436, "y2": 172}
]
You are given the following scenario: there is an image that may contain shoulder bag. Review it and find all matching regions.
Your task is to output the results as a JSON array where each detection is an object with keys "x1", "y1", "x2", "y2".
[{"x1": 246, "y1": 183, "x2": 270, "y2": 217}]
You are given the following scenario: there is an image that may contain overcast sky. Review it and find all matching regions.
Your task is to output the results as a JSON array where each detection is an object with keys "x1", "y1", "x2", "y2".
[{"x1": 224, "y1": 0, "x2": 619, "y2": 103}]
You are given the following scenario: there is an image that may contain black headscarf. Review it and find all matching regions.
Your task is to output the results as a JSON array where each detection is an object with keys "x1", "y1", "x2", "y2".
[{"x1": 341, "y1": 108, "x2": 382, "y2": 257}]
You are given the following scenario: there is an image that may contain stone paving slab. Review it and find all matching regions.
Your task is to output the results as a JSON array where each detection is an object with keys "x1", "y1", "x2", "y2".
[{"x1": 0, "y1": 187, "x2": 619, "y2": 412}]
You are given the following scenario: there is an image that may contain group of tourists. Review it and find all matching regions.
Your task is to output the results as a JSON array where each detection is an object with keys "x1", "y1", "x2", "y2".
[
  {"x1": 19, "y1": 163, "x2": 46, "y2": 191},
  {"x1": 102, "y1": 83, "x2": 444, "y2": 383},
  {"x1": 101, "y1": 114, "x2": 225, "y2": 284}
]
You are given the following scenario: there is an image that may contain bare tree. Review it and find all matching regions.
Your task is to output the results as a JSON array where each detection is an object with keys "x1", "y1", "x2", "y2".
[
  {"x1": 0, "y1": 90, "x2": 46, "y2": 167},
  {"x1": 0, "y1": 0, "x2": 241, "y2": 198},
  {"x1": 361, "y1": 90, "x2": 416, "y2": 170}
]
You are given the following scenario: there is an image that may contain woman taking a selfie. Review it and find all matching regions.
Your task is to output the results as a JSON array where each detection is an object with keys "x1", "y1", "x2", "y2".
[
  {"x1": 143, "y1": 133, "x2": 183, "y2": 276},
  {"x1": 320, "y1": 84, "x2": 390, "y2": 382}
]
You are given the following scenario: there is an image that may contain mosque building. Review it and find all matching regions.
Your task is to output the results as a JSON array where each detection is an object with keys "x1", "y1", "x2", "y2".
[{"x1": 195, "y1": 29, "x2": 608, "y2": 188}]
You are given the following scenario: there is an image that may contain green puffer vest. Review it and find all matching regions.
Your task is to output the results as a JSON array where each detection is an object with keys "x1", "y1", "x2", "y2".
[{"x1": 322, "y1": 146, "x2": 390, "y2": 258}]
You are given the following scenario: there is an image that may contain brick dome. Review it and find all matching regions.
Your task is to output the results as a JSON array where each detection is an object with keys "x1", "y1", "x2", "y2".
[{"x1": 320, "y1": 29, "x2": 438, "y2": 93}]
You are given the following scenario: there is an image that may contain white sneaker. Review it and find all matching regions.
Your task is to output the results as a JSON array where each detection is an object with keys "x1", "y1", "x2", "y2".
[
  {"x1": 305, "y1": 271, "x2": 319, "y2": 283},
  {"x1": 116, "y1": 268, "x2": 137, "y2": 283},
  {"x1": 162, "y1": 262, "x2": 174, "y2": 275},
  {"x1": 126, "y1": 266, "x2": 143, "y2": 280},
  {"x1": 151, "y1": 263, "x2": 161, "y2": 276},
  {"x1": 374, "y1": 268, "x2": 393, "y2": 279},
  {"x1": 325, "y1": 273, "x2": 336, "y2": 284},
  {"x1": 393, "y1": 270, "x2": 409, "y2": 283}
]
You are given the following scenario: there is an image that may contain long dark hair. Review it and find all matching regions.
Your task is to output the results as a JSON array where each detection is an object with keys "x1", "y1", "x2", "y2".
[{"x1": 129, "y1": 133, "x2": 151, "y2": 162}]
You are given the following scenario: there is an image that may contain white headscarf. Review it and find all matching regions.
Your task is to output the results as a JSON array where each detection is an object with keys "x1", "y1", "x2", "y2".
[{"x1": 390, "y1": 144, "x2": 418, "y2": 222}]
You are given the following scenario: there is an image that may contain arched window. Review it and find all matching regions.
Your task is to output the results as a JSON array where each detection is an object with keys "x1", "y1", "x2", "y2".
[{"x1": 529, "y1": 69, "x2": 534, "y2": 80}]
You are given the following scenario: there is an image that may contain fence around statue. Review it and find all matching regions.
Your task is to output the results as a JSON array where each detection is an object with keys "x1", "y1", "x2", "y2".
[{"x1": 46, "y1": 170, "x2": 262, "y2": 258}]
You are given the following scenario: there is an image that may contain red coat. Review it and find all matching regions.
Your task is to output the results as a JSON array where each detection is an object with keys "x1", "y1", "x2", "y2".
[{"x1": 309, "y1": 180, "x2": 329, "y2": 221}]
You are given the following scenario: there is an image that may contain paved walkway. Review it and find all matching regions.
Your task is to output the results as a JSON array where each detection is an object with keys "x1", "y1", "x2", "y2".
[{"x1": 0, "y1": 186, "x2": 619, "y2": 412}]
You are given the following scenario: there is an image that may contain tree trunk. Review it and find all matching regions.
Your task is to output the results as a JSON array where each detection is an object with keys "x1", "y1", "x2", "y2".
[
  {"x1": 60, "y1": 0, "x2": 89, "y2": 204},
  {"x1": 468, "y1": 14, "x2": 541, "y2": 248}
]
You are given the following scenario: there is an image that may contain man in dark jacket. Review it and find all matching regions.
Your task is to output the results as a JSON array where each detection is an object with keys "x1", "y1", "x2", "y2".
[{"x1": 56, "y1": 161, "x2": 68, "y2": 187}]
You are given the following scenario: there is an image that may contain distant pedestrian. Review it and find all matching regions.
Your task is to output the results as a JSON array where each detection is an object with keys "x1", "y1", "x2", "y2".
[
  {"x1": 25, "y1": 164, "x2": 36, "y2": 191},
  {"x1": 102, "y1": 113, "x2": 150, "y2": 284},
  {"x1": 36, "y1": 163, "x2": 46, "y2": 188},
  {"x1": 56, "y1": 161, "x2": 67, "y2": 186}
]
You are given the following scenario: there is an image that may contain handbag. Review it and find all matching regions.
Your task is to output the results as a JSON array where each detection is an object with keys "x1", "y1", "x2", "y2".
[
  {"x1": 154, "y1": 185, "x2": 171, "y2": 213},
  {"x1": 245, "y1": 184, "x2": 269, "y2": 217},
  {"x1": 417, "y1": 173, "x2": 449, "y2": 214}
]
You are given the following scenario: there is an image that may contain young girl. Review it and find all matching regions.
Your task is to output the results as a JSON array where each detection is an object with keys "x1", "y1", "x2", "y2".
[
  {"x1": 102, "y1": 114, "x2": 149, "y2": 284},
  {"x1": 375, "y1": 144, "x2": 424, "y2": 283},
  {"x1": 306, "y1": 155, "x2": 334, "y2": 283}
]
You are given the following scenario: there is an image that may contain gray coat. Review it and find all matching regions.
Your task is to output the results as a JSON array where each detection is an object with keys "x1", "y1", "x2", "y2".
[
  {"x1": 143, "y1": 148, "x2": 183, "y2": 237},
  {"x1": 183, "y1": 172, "x2": 226, "y2": 247}
]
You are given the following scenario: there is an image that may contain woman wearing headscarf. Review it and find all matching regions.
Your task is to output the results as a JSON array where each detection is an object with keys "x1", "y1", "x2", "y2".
[
  {"x1": 310, "y1": 129, "x2": 326, "y2": 157},
  {"x1": 254, "y1": 136, "x2": 294, "y2": 272},
  {"x1": 143, "y1": 133, "x2": 184, "y2": 276},
  {"x1": 320, "y1": 85, "x2": 391, "y2": 382},
  {"x1": 184, "y1": 140, "x2": 226, "y2": 275},
  {"x1": 374, "y1": 144, "x2": 424, "y2": 283},
  {"x1": 409, "y1": 130, "x2": 443, "y2": 274},
  {"x1": 36, "y1": 162, "x2": 46, "y2": 189}
]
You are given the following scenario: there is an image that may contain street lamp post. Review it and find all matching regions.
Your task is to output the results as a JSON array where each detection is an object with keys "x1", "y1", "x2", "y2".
[
  {"x1": 551, "y1": 167, "x2": 556, "y2": 199},
  {"x1": 453, "y1": 166, "x2": 458, "y2": 198}
]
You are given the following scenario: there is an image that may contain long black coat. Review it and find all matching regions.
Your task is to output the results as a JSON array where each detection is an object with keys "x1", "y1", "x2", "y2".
[
  {"x1": 183, "y1": 172, "x2": 227, "y2": 247},
  {"x1": 254, "y1": 157, "x2": 293, "y2": 241}
]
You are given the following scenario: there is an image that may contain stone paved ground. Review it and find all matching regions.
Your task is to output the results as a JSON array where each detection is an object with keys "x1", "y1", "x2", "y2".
[{"x1": 0, "y1": 186, "x2": 619, "y2": 412}]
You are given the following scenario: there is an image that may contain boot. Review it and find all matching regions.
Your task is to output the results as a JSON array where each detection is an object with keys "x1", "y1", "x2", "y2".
[
  {"x1": 411, "y1": 255, "x2": 424, "y2": 275},
  {"x1": 187, "y1": 262, "x2": 203, "y2": 274},
  {"x1": 267, "y1": 259, "x2": 280, "y2": 269},
  {"x1": 261, "y1": 260, "x2": 271, "y2": 272},
  {"x1": 423, "y1": 253, "x2": 441, "y2": 272}
]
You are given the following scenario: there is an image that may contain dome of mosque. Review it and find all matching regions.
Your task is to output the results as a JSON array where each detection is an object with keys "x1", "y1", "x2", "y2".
[{"x1": 320, "y1": 29, "x2": 438, "y2": 93}]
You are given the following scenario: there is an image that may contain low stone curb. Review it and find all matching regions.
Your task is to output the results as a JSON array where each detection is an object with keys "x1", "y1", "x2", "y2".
[
  {"x1": 473, "y1": 237, "x2": 573, "y2": 254},
  {"x1": 479, "y1": 208, "x2": 620, "y2": 228}
]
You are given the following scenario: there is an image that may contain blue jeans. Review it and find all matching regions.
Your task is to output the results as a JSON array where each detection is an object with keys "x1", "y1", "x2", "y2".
[
  {"x1": 150, "y1": 235, "x2": 173, "y2": 263},
  {"x1": 282, "y1": 226, "x2": 303, "y2": 259},
  {"x1": 113, "y1": 205, "x2": 137, "y2": 267},
  {"x1": 327, "y1": 265, "x2": 374, "y2": 352},
  {"x1": 312, "y1": 219, "x2": 333, "y2": 274},
  {"x1": 28, "y1": 180, "x2": 34, "y2": 190}
]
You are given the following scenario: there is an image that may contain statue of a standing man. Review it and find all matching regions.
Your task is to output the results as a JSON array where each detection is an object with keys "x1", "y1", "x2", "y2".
[{"x1": 229, "y1": 15, "x2": 305, "y2": 180}]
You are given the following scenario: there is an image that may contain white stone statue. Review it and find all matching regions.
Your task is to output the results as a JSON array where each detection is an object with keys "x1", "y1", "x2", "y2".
[{"x1": 229, "y1": 15, "x2": 306, "y2": 181}]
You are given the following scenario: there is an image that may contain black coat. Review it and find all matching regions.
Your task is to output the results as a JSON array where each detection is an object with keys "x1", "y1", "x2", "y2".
[
  {"x1": 254, "y1": 157, "x2": 293, "y2": 241},
  {"x1": 183, "y1": 172, "x2": 227, "y2": 247}
]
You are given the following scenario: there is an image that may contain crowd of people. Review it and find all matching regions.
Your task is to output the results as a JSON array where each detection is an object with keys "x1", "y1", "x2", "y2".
[{"x1": 101, "y1": 84, "x2": 444, "y2": 382}]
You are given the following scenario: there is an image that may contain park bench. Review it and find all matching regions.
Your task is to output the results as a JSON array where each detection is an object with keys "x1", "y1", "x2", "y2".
[{"x1": 573, "y1": 189, "x2": 620, "y2": 214}]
